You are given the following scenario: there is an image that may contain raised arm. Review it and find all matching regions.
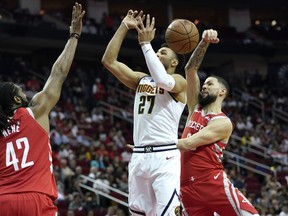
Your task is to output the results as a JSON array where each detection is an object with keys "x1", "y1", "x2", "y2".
[
  {"x1": 177, "y1": 117, "x2": 233, "y2": 151},
  {"x1": 30, "y1": 2, "x2": 85, "y2": 132},
  {"x1": 185, "y1": 29, "x2": 219, "y2": 114},
  {"x1": 101, "y1": 10, "x2": 146, "y2": 90},
  {"x1": 136, "y1": 15, "x2": 187, "y2": 95}
]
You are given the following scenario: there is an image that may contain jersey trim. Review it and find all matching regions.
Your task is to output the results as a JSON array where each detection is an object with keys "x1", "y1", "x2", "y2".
[
  {"x1": 26, "y1": 108, "x2": 35, "y2": 118},
  {"x1": 137, "y1": 75, "x2": 150, "y2": 87},
  {"x1": 168, "y1": 92, "x2": 179, "y2": 103},
  {"x1": 161, "y1": 189, "x2": 179, "y2": 216}
]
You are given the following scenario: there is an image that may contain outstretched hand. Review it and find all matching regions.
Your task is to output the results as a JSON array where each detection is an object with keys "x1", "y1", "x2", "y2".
[
  {"x1": 202, "y1": 29, "x2": 220, "y2": 44},
  {"x1": 135, "y1": 14, "x2": 156, "y2": 44},
  {"x1": 70, "y1": 2, "x2": 85, "y2": 36},
  {"x1": 122, "y1": 10, "x2": 144, "y2": 29}
]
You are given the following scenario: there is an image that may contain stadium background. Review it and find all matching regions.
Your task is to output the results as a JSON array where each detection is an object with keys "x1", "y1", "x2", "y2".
[{"x1": 0, "y1": 0, "x2": 287, "y2": 215}]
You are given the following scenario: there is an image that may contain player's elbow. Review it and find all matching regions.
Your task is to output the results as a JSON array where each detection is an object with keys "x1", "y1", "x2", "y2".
[
  {"x1": 101, "y1": 59, "x2": 118, "y2": 74},
  {"x1": 101, "y1": 52, "x2": 117, "y2": 67},
  {"x1": 101, "y1": 56, "x2": 110, "y2": 68}
]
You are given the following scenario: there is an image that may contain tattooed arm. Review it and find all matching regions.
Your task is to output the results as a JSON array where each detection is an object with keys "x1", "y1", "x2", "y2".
[{"x1": 185, "y1": 29, "x2": 219, "y2": 114}]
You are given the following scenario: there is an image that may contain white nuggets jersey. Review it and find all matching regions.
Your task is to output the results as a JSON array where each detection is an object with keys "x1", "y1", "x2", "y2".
[{"x1": 133, "y1": 76, "x2": 185, "y2": 147}]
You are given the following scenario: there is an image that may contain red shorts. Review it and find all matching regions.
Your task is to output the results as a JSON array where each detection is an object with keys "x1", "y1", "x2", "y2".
[
  {"x1": 0, "y1": 192, "x2": 57, "y2": 216},
  {"x1": 180, "y1": 171, "x2": 259, "y2": 216}
]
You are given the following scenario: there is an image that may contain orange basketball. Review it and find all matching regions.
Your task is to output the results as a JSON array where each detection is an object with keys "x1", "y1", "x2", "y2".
[{"x1": 165, "y1": 19, "x2": 199, "y2": 54}]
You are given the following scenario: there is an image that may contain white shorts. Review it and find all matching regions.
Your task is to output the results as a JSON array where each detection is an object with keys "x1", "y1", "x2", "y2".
[{"x1": 128, "y1": 144, "x2": 181, "y2": 216}]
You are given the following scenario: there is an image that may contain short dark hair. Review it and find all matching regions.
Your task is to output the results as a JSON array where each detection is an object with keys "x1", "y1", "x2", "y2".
[
  {"x1": 210, "y1": 75, "x2": 230, "y2": 98},
  {"x1": 161, "y1": 43, "x2": 186, "y2": 72}
]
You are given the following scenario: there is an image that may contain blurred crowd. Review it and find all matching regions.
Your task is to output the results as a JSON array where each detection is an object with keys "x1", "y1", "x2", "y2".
[
  {"x1": 2, "y1": 2, "x2": 288, "y2": 47},
  {"x1": 1, "y1": 52, "x2": 287, "y2": 215}
]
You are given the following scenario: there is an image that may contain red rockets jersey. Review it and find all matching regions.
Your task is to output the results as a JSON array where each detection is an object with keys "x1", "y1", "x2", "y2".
[
  {"x1": 0, "y1": 108, "x2": 57, "y2": 200},
  {"x1": 181, "y1": 107, "x2": 232, "y2": 180}
]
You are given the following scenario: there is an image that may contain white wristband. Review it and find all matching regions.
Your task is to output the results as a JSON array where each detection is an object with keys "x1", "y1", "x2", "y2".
[
  {"x1": 139, "y1": 41, "x2": 150, "y2": 46},
  {"x1": 141, "y1": 43, "x2": 153, "y2": 54}
]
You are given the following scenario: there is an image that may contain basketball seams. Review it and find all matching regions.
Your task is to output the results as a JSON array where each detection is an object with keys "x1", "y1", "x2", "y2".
[
  {"x1": 165, "y1": 19, "x2": 199, "y2": 54},
  {"x1": 166, "y1": 34, "x2": 198, "y2": 43},
  {"x1": 182, "y1": 21, "x2": 193, "y2": 53},
  {"x1": 178, "y1": 20, "x2": 193, "y2": 53},
  {"x1": 166, "y1": 29, "x2": 190, "y2": 36},
  {"x1": 179, "y1": 20, "x2": 193, "y2": 34}
]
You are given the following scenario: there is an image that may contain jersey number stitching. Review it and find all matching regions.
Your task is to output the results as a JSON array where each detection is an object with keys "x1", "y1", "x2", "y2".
[
  {"x1": 138, "y1": 95, "x2": 155, "y2": 114},
  {"x1": 6, "y1": 137, "x2": 34, "y2": 171}
]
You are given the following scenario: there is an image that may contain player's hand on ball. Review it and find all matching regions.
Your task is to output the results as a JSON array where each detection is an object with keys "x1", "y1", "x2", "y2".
[
  {"x1": 122, "y1": 10, "x2": 144, "y2": 30},
  {"x1": 202, "y1": 29, "x2": 220, "y2": 44}
]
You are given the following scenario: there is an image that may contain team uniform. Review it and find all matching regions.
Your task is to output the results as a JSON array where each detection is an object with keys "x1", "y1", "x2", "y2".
[
  {"x1": 180, "y1": 107, "x2": 259, "y2": 216},
  {"x1": 0, "y1": 107, "x2": 57, "y2": 216},
  {"x1": 129, "y1": 76, "x2": 185, "y2": 216}
]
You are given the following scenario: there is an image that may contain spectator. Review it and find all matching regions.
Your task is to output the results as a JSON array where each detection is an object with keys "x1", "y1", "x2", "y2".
[{"x1": 279, "y1": 204, "x2": 288, "y2": 216}]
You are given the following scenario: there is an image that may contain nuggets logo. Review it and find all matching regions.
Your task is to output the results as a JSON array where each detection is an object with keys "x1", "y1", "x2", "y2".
[{"x1": 174, "y1": 206, "x2": 181, "y2": 216}]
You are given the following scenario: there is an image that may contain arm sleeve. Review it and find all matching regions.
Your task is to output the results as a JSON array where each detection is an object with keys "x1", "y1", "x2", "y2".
[{"x1": 141, "y1": 43, "x2": 175, "y2": 91}]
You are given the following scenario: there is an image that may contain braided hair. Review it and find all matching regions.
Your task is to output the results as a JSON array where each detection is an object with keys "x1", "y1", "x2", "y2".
[{"x1": 0, "y1": 82, "x2": 19, "y2": 131}]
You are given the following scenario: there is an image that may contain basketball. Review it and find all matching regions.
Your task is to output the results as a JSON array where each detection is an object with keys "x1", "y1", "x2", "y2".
[{"x1": 165, "y1": 19, "x2": 199, "y2": 54}]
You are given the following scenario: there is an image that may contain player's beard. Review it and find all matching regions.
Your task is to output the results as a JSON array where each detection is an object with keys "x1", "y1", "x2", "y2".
[{"x1": 198, "y1": 92, "x2": 217, "y2": 107}]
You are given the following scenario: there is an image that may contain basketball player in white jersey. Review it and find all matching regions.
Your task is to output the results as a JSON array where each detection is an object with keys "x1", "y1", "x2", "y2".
[{"x1": 102, "y1": 10, "x2": 187, "y2": 215}]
